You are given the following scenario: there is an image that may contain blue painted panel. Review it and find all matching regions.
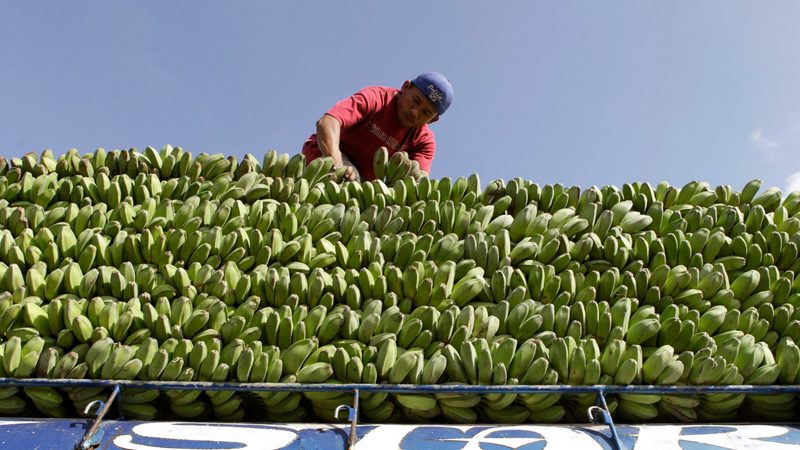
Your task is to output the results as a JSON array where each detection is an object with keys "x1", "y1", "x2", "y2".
[
  {"x1": 1, "y1": 420, "x2": 800, "y2": 450},
  {"x1": 0, "y1": 418, "x2": 90, "y2": 450}
]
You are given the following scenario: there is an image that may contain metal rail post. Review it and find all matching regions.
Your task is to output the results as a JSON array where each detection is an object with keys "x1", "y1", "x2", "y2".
[
  {"x1": 334, "y1": 388, "x2": 360, "y2": 449},
  {"x1": 76, "y1": 384, "x2": 120, "y2": 450},
  {"x1": 588, "y1": 389, "x2": 624, "y2": 450}
]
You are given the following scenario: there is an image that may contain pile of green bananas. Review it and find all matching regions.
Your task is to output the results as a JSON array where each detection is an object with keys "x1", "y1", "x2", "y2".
[{"x1": 0, "y1": 145, "x2": 799, "y2": 424}]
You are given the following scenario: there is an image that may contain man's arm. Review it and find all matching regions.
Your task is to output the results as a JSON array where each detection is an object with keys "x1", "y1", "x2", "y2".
[{"x1": 316, "y1": 113, "x2": 358, "y2": 181}]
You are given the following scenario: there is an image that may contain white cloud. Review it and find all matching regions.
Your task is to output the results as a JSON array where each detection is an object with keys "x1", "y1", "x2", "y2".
[
  {"x1": 750, "y1": 128, "x2": 780, "y2": 158},
  {"x1": 786, "y1": 171, "x2": 800, "y2": 194}
]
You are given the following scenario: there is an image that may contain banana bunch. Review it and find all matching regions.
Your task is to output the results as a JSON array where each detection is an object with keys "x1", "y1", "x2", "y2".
[
  {"x1": 2, "y1": 335, "x2": 45, "y2": 379},
  {"x1": 28, "y1": 349, "x2": 68, "y2": 416},
  {"x1": 0, "y1": 336, "x2": 38, "y2": 416},
  {"x1": 380, "y1": 151, "x2": 422, "y2": 186},
  {"x1": 471, "y1": 337, "x2": 527, "y2": 423},
  {"x1": 206, "y1": 361, "x2": 247, "y2": 421},
  {"x1": 735, "y1": 336, "x2": 795, "y2": 421},
  {"x1": 0, "y1": 386, "x2": 28, "y2": 416},
  {"x1": 369, "y1": 341, "x2": 433, "y2": 421},
  {"x1": 657, "y1": 304, "x2": 700, "y2": 353},
  {"x1": 637, "y1": 344, "x2": 697, "y2": 422},
  {"x1": 158, "y1": 350, "x2": 208, "y2": 420},
  {"x1": 543, "y1": 337, "x2": 599, "y2": 419},
  {"x1": 499, "y1": 339, "x2": 563, "y2": 423},
  {"x1": 598, "y1": 339, "x2": 659, "y2": 422},
  {"x1": 236, "y1": 343, "x2": 304, "y2": 422},
  {"x1": 696, "y1": 389, "x2": 744, "y2": 421}
]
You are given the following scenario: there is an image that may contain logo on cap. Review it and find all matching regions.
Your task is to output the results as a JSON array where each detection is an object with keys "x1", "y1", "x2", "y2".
[{"x1": 427, "y1": 84, "x2": 443, "y2": 104}]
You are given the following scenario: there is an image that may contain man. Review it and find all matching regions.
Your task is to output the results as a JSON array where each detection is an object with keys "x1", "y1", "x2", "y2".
[{"x1": 301, "y1": 72, "x2": 453, "y2": 182}]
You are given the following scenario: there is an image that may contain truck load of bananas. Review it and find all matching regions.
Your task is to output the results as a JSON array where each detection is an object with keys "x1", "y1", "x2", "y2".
[{"x1": 0, "y1": 145, "x2": 799, "y2": 424}]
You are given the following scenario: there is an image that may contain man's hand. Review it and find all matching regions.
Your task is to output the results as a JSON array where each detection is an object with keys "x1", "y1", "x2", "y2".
[
  {"x1": 316, "y1": 114, "x2": 360, "y2": 182},
  {"x1": 335, "y1": 162, "x2": 358, "y2": 182}
]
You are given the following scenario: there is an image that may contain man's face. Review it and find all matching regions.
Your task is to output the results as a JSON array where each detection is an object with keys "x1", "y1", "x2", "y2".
[{"x1": 396, "y1": 81, "x2": 439, "y2": 128}]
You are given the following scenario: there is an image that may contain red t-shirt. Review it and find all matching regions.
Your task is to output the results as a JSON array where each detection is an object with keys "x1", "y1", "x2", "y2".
[{"x1": 302, "y1": 86, "x2": 436, "y2": 181}]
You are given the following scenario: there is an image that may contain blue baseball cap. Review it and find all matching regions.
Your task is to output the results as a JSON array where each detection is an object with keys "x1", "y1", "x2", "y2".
[{"x1": 411, "y1": 72, "x2": 453, "y2": 117}]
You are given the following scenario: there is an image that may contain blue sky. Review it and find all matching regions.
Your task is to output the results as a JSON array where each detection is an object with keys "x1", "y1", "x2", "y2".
[{"x1": 2, "y1": 2, "x2": 800, "y2": 194}]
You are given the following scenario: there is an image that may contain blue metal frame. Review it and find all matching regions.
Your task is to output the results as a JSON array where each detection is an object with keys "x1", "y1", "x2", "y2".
[
  {"x1": 1, "y1": 377, "x2": 799, "y2": 450},
  {"x1": 588, "y1": 391, "x2": 624, "y2": 450},
  {"x1": 3, "y1": 377, "x2": 799, "y2": 394}
]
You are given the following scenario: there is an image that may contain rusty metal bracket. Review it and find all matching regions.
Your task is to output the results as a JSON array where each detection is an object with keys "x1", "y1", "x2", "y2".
[
  {"x1": 75, "y1": 384, "x2": 120, "y2": 450},
  {"x1": 334, "y1": 388, "x2": 360, "y2": 449}
]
